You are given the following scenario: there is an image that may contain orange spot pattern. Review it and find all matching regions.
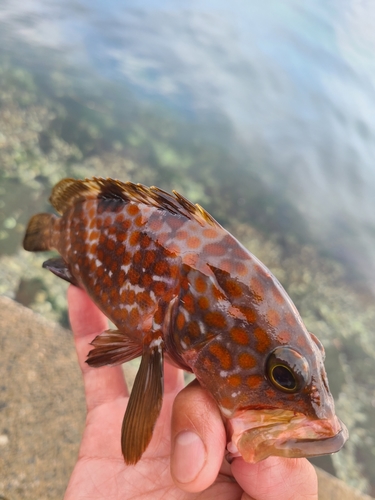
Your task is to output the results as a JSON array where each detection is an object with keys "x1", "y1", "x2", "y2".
[
  {"x1": 154, "y1": 260, "x2": 169, "y2": 276},
  {"x1": 183, "y1": 293, "x2": 195, "y2": 314},
  {"x1": 187, "y1": 236, "x2": 201, "y2": 249},
  {"x1": 238, "y1": 306, "x2": 256, "y2": 323},
  {"x1": 267, "y1": 309, "x2": 280, "y2": 327},
  {"x1": 238, "y1": 353, "x2": 256, "y2": 369},
  {"x1": 250, "y1": 277, "x2": 264, "y2": 302},
  {"x1": 246, "y1": 375, "x2": 263, "y2": 389},
  {"x1": 195, "y1": 275, "x2": 207, "y2": 293},
  {"x1": 127, "y1": 203, "x2": 140, "y2": 216},
  {"x1": 222, "y1": 278, "x2": 243, "y2": 298},
  {"x1": 228, "y1": 374, "x2": 242, "y2": 387},
  {"x1": 176, "y1": 312, "x2": 185, "y2": 330},
  {"x1": 230, "y1": 326, "x2": 249, "y2": 345},
  {"x1": 285, "y1": 312, "x2": 297, "y2": 327},
  {"x1": 203, "y1": 243, "x2": 226, "y2": 256},
  {"x1": 202, "y1": 228, "x2": 218, "y2": 239},
  {"x1": 205, "y1": 311, "x2": 227, "y2": 329},
  {"x1": 208, "y1": 343, "x2": 232, "y2": 370},
  {"x1": 198, "y1": 296, "x2": 209, "y2": 310},
  {"x1": 272, "y1": 287, "x2": 284, "y2": 304},
  {"x1": 188, "y1": 321, "x2": 200, "y2": 338},
  {"x1": 129, "y1": 231, "x2": 140, "y2": 246},
  {"x1": 254, "y1": 327, "x2": 271, "y2": 353}
]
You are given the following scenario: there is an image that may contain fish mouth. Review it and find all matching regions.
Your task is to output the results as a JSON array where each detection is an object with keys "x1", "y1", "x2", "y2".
[{"x1": 226, "y1": 409, "x2": 349, "y2": 463}]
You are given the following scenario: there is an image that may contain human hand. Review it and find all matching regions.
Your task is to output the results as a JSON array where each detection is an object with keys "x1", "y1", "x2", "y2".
[{"x1": 64, "y1": 285, "x2": 318, "y2": 499}]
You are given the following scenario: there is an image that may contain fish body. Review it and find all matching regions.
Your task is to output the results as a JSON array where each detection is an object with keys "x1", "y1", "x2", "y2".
[{"x1": 23, "y1": 177, "x2": 348, "y2": 464}]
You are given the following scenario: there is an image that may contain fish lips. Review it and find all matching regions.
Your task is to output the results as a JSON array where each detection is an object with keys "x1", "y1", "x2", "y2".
[{"x1": 226, "y1": 409, "x2": 349, "y2": 463}]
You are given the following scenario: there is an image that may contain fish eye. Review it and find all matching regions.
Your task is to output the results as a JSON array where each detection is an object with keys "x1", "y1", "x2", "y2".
[
  {"x1": 266, "y1": 347, "x2": 310, "y2": 393},
  {"x1": 270, "y1": 364, "x2": 297, "y2": 391}
]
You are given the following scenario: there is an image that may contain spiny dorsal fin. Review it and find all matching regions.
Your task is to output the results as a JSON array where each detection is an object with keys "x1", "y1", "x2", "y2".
[
  {"x1": 49, "y1": 177, "x2": 220, "y2": 227},
  {"x1": 49, "y1": 178, "x2": 101, "y2": 214}
]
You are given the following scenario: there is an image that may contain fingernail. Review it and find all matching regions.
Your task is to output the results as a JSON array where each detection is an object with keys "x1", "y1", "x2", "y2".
[{"x1": 172, "y1": 431, "x2": 206, "y2": 483}]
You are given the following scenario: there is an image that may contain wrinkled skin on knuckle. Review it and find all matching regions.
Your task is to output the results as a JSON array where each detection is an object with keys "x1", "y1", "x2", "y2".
[{"x1": 173, "y1": 379, "x2": 223, "y2": 432}]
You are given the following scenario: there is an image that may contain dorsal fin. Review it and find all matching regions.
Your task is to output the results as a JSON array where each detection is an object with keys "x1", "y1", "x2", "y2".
[
  {"x1": 50, "y1": 177, "x2": 220, "y2": 227},
  {"x1": 49, "y1": 178, "x2": 101, "y2": 214}
]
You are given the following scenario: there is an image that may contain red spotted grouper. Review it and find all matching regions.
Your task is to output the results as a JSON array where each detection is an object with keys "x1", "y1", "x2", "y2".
[{"x1": 23, "y1": 177, "x2": 348, "y2": 464}]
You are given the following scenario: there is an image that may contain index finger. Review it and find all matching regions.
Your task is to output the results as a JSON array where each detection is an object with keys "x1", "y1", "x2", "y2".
[
  {"x1": 231, "y1": 455, "x2": 318, "y2": 500},
  {"x1": 67, "y1": 285, "x2": 128, "y2": 411}
]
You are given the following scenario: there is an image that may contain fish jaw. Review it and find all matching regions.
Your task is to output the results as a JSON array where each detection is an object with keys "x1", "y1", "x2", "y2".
[{"x1": 226, "y1": 408, "x2": 348, "y2": 463}]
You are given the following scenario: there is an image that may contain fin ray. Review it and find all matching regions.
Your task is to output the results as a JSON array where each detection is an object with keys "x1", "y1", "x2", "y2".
[
  {"x1": 121, "y1": 343, "x2": 164, "y2": 464},
  {"x1": 50, "y1": 177, "x2": 220, "y2": 227},
  {"x1": 23, "y1": 213, "x2": 54, "y2": 252},
  {"x1": 86, "y1": 330, "x2": 143, "y2": 367},
  {"x1": 42, "y1": 257, "x2": 78, "y2": 286}
]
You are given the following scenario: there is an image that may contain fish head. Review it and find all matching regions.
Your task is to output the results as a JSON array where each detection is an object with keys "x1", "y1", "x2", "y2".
[
  {"x1": 193, "y1": 323, "x2": 348, "y2": 463},
  {"x1": 225, "y1": 334, "x2": 348, "y2": 463},
  {"x1": 185, "y1": 264, "x2": 349, "y2": 463}
]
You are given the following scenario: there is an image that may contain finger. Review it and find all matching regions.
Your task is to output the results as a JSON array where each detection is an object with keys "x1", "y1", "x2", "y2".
[
  {"x1": 170, "y1": 379, "x2": 226, "y2": 492},
  {"x1": 164, "y1": 361, "x2": 185, "y2": 394},
  {"x1": 231, "y1": 456, "x2": 318, "y2": 500},
  {"x1": 67, "y1": 285, "x2": 128, "y2": 411}
]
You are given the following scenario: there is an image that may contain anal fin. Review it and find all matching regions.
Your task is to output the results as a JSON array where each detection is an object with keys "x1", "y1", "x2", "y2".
[
  {"x1": 42, "y1": 257, "x2": 78, "y2": 286},
  {"x1": 121, "y1": 340, "x2": 164, "y2": 464},
  {"x1": 86, "y1": 330, "x2": 143, "y2": 367}
]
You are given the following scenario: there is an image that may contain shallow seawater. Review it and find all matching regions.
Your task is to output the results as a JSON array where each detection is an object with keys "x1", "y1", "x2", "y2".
[{"x1": 1, "y1": 0, "x2": 375, "y2": 494}]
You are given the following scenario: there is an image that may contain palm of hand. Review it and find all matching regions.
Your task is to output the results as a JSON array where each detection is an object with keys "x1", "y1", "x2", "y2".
[
  {"x1": 65, "y1": 391, "x2": 240, "y2": 499},
  {"x1": 64, "y1": 285, "x2": 318, "y2": 500}
]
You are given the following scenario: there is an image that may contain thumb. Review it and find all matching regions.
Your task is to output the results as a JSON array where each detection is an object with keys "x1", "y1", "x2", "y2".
[{"x1": 170, "y1": 379, "x2": 227, "y2": 492}]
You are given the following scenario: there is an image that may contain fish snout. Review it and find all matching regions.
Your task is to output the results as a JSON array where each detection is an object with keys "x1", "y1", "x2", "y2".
[{"x1": 226, "y1": 409, "x2": 348, "y2": 463}]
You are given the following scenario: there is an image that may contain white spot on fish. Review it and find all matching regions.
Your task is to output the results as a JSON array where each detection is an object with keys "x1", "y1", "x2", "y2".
[
  {"x1": 198, "y1": 321, "x2": 206, "y2": 335},
  {"x1": 219, "y1": 405, "x2": 232, "y2": 418},
  {"x1": 150, "y1": 337, "x2": 163, "y2": 348},
  {"x1": 150, "y1": 336, "x2": 164, "y2": 354},
  {"x1": 180, "y1": 307, "x2": 190, "y2": 322},
  {"x1": 121, "y1": 264, "x2": 131, "y2": 273},
  {"x1": 95, "y1": 258, "x2": 102, "y2": 267}
]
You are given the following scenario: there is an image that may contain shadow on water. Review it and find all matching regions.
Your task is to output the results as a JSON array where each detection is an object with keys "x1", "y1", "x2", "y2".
[{"x1": 1, "y1": 0, "x2": 375, "y2": 495}]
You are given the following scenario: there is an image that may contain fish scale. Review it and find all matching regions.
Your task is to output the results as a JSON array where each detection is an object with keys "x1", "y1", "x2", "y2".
[{"x1": 23, "y1": 177, "x2": 348, "y2": 465}]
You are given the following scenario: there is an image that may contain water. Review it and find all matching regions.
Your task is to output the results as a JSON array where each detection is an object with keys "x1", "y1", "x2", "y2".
[
  {"x1": 1, "y1": 0, "x2": 375, "y2": 494},
  {"x1": 2, "y1": 0, "x2": 375, "y2": 290}
]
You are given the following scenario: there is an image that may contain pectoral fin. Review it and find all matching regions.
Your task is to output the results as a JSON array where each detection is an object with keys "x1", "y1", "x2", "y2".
[
  {"x1": 121, "y1": 340, "x2": 164, "y2": 464},
  {"x1": 86, "y1": 330, "x2": 143, "y2": 367},
  {"x1": 42, "y1": 257, "x2": 78, "y2": 286}
]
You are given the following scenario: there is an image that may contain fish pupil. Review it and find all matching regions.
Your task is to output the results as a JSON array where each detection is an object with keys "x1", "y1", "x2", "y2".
[{"x1": 272, "y1": 365, "x2": 296, "y2": 390}]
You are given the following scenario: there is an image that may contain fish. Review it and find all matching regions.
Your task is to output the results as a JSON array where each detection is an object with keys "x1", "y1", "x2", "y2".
[{"x1": 23, "y1": 177, "x2": 348, "y2": 465}]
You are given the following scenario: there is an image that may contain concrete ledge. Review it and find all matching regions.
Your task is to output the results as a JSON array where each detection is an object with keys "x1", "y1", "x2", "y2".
[
  {"x1": 316, "y1": 468, "x2": 373, "y2": 500},
  {"x1": 0, "y1": 296, "x2": 372, "y2": 499}
]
